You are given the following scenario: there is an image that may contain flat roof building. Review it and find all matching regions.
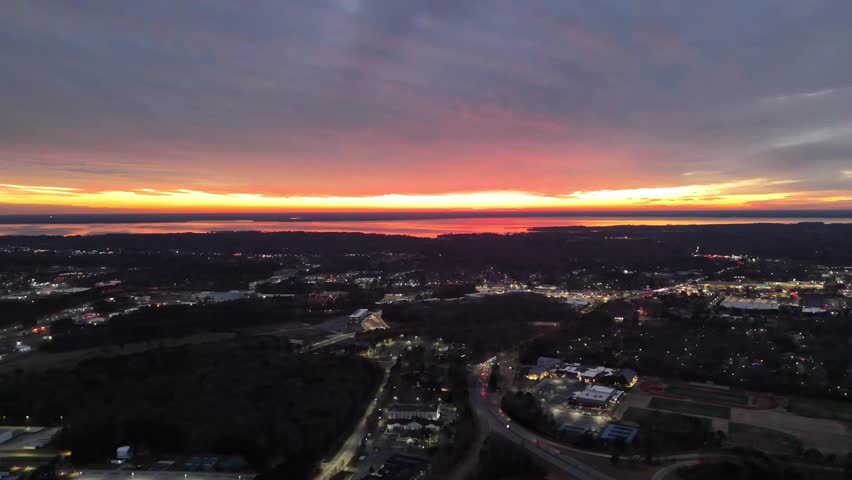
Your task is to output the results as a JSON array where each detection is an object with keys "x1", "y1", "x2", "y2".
[
  {"x1": 601, "y1": 424, "x2": 639, "y2": 444},
  {"x1": 557, "y1": 363, "x2": 615, "y2": 382},
  {"x1": 386, "y1": 403, "x2": 441, "y2": 421},
  {"x1": 536, "y1": 357, "x2": 562, "y2": 369},
  {"x1": 571, "y1": 385, "x2": 624, "y2": 407},
  {"x1": 349, "y1": 308, "x2": 370, "y2": 324}
]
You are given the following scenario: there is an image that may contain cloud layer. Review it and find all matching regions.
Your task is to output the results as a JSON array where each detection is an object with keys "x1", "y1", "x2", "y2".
[{"x1": 1, "y1": 0, "x2": 850, "y2": 211}]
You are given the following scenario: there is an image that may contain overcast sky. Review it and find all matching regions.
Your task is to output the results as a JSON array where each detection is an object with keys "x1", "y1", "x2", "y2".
[{"x1": 1, "y1": 0, "x2": 850, "y2": 212}]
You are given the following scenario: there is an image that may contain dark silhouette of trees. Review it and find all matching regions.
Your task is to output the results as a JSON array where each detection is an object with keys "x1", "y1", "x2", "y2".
[
  {"x1": 488, "y1": 364, "x2": 501, "y2": 392},
  {"x1": 1, "y1": 337, "x2": 381, "y2": 478}
]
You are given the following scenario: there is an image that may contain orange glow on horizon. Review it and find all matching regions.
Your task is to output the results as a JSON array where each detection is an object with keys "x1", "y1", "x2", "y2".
[{"x1": 0, "y1": 179, "x2": 849, "y2": 213}]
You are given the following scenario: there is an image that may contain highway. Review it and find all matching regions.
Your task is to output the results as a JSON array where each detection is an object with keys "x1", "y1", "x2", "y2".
[{"x1": 469, "y1": 362, "x2": 614, "y2": 480}]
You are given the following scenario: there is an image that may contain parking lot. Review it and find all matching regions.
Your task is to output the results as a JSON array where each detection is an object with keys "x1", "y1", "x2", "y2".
[{"x1": 532, "y1": 377, "x2": 611, "y2": 431}]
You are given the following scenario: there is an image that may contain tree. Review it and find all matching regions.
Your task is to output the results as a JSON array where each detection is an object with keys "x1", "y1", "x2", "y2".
[
  {"x1": 610, "y1": 436, "x2": 626, "y2": 466},
  {"x1": 488, "y1": 364, "x2": 501, "y2": 392},
  {"x1": 642, "y1": 427, "x2": 659, "y2": 465},
  {"x1": 803, "y1": 448, "x2": 824, "y2": 463}
]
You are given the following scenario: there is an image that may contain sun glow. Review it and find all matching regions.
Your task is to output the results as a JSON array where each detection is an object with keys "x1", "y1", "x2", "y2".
[{"x1": 0, "y1": 178, "x2": 847, "y2": 212}]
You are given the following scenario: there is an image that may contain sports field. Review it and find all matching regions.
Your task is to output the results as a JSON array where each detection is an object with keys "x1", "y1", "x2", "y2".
[
  {"x1": 621, "y1": 407, "x2": 712, "y2": 433},
  {"x1": 619, "y1": 407, "x2": 712, "y2": 451},
  {"x1": 788, "y1": 396, "x2": 852, "y2": 422},
  {"x1": 664, "y1": 384, "x2": 749, "y2": 405},
  {"x1": 728, "y1": 422, "x2": 802, "y2": 456},
  {"x1": 649, "y1": 397, "x2": 731, "y2": 419}
]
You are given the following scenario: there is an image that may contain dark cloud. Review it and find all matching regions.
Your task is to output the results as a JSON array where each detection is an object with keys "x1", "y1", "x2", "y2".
[{"x1": 767, "y1": 140, "x2": 852, "y2": 168}]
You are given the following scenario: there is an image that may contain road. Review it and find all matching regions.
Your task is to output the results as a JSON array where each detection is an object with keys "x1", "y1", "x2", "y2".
[
  {"x1": 469, "y1": 363, "x2": 614, "y2": 480},
  {"x1": 302, "y1": 332, "x2": 355, "y2": 352},
  {"x1": 651, "y1": 460, "x2": 700, "y2": 480},
  {"x1": 314, "y1": 360, "x2": 393, "y2": 480},
  {"x1": 649, "y1": 453, "x2": 844, "y2": 480},
  {"x1": 74, "y1": 471, "x2": 247, "y2": 480}
]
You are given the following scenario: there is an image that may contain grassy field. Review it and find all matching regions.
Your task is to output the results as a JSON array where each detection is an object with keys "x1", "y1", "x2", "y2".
[
  {"x1": 665, "y1": 384, "x2": 749, "y2": 405},
  {"x1": 788, "y1": 397, "x2": 852, "y2": 422},
  {"x1": 619, "y1": 407, "x2": 712, "y2": 452},
  {"x1": 729, "y1": 422, "x2": 802, "y2": 456},
  {"x1": 650, "y1": 397, "x2": 731, "y2": 419},
  {"x1": 621, "y1": 407, "x2": 712, "y2": 433}
]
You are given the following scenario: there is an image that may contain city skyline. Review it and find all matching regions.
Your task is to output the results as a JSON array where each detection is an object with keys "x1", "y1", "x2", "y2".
[{"x1": 2, "y1": 1, "x2": 852, "y2": 212}]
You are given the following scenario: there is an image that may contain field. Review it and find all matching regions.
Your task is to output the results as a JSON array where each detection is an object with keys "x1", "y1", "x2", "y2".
[
  {"x1": 664, "y1": 384, "x2": 749, "y2": 406},
  {"x1": 728, "y1": 422, "x2": 802, "y2": 456},
  {"x1": 649, "y1": 397, "x2": 731, "y2": 419},
  {"x1": 620, "y1": 407, "x2": 712, "y2": 434},
  {"x1": 619, "y1": 407, "x2": 712, "y2": 452},
  {"x1": 788, "y1": 396, "x2": 852, "y2": 422}
]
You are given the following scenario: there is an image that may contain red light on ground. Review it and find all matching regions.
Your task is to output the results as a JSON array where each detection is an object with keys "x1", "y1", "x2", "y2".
[{"x1": 481, "y1": 391, "x2": 487, "y2": 397}]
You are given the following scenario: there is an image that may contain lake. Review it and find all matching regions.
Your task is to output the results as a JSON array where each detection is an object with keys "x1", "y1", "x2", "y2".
[{"x1": 1, "y1": 215, "x2": 850, "y2": 238}]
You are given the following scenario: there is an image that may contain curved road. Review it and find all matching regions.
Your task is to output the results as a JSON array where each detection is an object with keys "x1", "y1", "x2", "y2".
[
  {"x1": 469, "y1": 364, "x2": 614, "y2": 480},
  {"x1": 650, "y1": 460, "x2": 700, "y2": 480}
]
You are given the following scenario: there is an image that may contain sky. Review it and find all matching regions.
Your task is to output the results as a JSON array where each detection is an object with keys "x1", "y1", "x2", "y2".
[{"x1": 1, "y1": 0, "x2": 851, "y2": 213}]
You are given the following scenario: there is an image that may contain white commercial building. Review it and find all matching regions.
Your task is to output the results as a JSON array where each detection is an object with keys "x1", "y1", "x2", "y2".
[
  {"x1": 571, "y1": 385, "x2": 624, "y2": 407},
  {"x1": 349, "y1": 308, "x2": 370, "y2": 324},
  {"x1": 719, "y1": 296, "x2": 783, "y2": 311},
  {"x1": 385, "y1": 403, "x2": 441, "y2": 421},
  {"x1": 556, "y1": 363, "x2": 615, "y2": 382},
  {"x1": 386, "y1": 419, "x2": 442, "y2": 433}
]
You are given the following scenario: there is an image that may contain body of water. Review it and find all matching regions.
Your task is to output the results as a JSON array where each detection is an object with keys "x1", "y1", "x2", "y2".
[{"x1": 0, "y1": 216, "x2": 850, "y2": 238}]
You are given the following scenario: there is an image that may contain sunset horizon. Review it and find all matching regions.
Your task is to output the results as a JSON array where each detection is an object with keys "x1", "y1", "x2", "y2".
[
  {"x1": 1, "y1": 180, "x2": 850, "y2": 214},
  {"x1": 3, "y1": 3, "x2": 852, "y2": 476},
  {"x1": 3, "y1": 2, "x2": 851, "y2": 216}
]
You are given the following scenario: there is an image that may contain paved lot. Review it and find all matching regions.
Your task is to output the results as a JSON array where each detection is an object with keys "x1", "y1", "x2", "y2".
[
  {"x1": 0, "y1": 427, "x2": 60, "y2": 450},
  {"x1": 729, "y1": 408, "x2": 852, "y2": 453},
  {"x1": 532, "y1": 377, "x2": 611, "y2": 430},
  {"x1": 621, "y1": 381, "x2": 852, "y2": 454}
]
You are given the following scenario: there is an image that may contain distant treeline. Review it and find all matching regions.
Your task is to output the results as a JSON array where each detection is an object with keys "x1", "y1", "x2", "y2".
[
  {"x1": 3, "y1": 224, "x2": 852, "y2": 270},
  {"x1": 44, "y1": 297, "x2": 327, "y2": 352},
  {"x1": 383, "y1": 293, "x2": 576, "y2": 359}
]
